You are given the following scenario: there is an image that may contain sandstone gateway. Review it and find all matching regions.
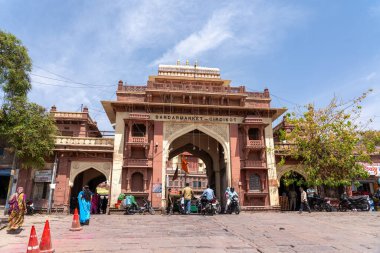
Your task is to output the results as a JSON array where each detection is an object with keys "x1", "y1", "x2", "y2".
[
  {"x1": 3, "y1": 63, "x2": 286, "y2": 212},
  {"x1": 102, "y1": 63, "x2": 285, "y2": 210}
]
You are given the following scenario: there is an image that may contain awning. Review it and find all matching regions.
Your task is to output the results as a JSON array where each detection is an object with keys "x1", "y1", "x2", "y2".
[{"x1": 0, "y1": 168, "x2": 11, "y2": 176}]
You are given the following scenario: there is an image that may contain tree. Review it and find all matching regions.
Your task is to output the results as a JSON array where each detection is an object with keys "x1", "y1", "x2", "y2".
[
  {"x1": 0, "y1": 30, "x2": 56, "y2": 169},
  {"x1": 280, "y1": 91, "x2": 373, "y2": 187}
]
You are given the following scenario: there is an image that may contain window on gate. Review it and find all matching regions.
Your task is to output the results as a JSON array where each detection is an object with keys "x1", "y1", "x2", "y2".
[
  {"x1": 248, "y1": 128, "x2": 260, "y2": 140},
  {"x1": 132, "y1": 124, "x2": 146, "y2": 137},
  {"x1": 131, "y1": 172, "x2": 144, "y2": 192},
  {"x1": 249, "y1": 174, "x2": 261, "y2": 191}
]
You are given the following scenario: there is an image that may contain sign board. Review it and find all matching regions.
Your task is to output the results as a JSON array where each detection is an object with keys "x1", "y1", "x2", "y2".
[
  {"x1": 0, "y1": 168, "x2": 11, "y2": 176},
  {"x1": 34, "y1": 170, "x2": 52, "y2": 182},
  {"x1": 363, "y1": 164, "x2": 380, "y2": 176},
  {"x1": 152, "y1": 183, "x2": 162, "y2": 193},
  {"x1": 127, "y1": 113, "x2": 244, "y2": 124}
]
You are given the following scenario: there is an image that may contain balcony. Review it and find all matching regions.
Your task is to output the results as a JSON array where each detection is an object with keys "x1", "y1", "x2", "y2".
[
  {"x1": 274, "y1": 142, "x2": 295, "y2": 154},
  {"x1": 123, "y1": 159, "x2": 152, "y2": 168},
  {"x1": 242, "y1": 160, "x2": 267, "y2": 169},
  {"x1": 245, "y1": 140, "x2": 265, "y2": 149},
  {"x1": 54, "y1": 136, "x2": 114, "y2": 152},
  {"x1": 126, "y1": 136, "x2": 149, "y2": 146}
]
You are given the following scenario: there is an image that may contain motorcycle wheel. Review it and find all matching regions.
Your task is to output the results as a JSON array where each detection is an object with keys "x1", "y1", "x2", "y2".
[
  {"x1": 361, "y1": 203, "x2": 370, "y2": 212},
  {"x1": 234, "y1": 206, "x2": 240, "y2": 215},
  {"x1": 324, "y1": 204, "x2": 333, "y2": 212},
  {"x1": 149, "y1": 207, "x2": 155, "y2": 215},
  {"x1": 338, "y1": 203, "x2": 347, "y2": 212}
]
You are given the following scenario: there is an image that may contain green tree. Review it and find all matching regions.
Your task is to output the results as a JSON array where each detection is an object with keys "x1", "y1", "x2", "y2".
[
  {"x1": 281, "y1": 91, "x2": 373, "y2": 187},
  {"x1": 0, "y1": 30, "x2": 56, "y2": 168}
]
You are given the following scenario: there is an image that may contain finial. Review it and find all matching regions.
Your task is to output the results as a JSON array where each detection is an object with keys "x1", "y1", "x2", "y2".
[
  {"x1": 186, "y1": 59, "x2": 189, "y2": 65},
  {"x1": 194, "y1": 60, "x2": 198, "y2": 67},
  {"x1": 176, "y1": 60, "x2": 180, "y2": 65}
]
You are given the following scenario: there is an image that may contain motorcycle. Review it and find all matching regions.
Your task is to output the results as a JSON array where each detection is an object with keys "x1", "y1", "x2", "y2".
[
  {"x1": 226, "y1": 195, "x2": 240, "y2": 214},
  {"x1": 309, "y1": 195, "x2": 333, "y2": 212},
  {"x1": 125, "y1": 199, "x2": 155, "y2": 215},
  {"x1": 26, "y1": 200, "x2": 34, "y2": 215},
  {"x1": 200, "y1": 196, "x2": 217, "y2": 216},
  {"x1": 339, "y1": 194, "x2": 370, "y2": 212}
]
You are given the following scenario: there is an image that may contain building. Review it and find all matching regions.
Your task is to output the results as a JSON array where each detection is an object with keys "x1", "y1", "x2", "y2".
[{"x1": 102, "y1": 62, "x2": 286, "y2": 209}]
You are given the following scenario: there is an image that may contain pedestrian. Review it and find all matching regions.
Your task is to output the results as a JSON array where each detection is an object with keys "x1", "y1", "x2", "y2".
[
  {"x1": 166, "y1": 188, "x2": 173, "y2": 215},
  {"x1": 298, "y1": 187, "x2": 311, "y2": 214},
  {"x1": 224, "y1": 187, "x2": 232, "y2": 213},
  {"x1": 102, "y1": 196, "x2": 108, "y2": 214},
  {"x1": 289, "y1": 188, "x2": 297, "y2": 211},
  {"x1": 182, "y1": 183, "x2": 193, "y2": 214},
  {"x1": 7, "y1": 187, "x2": 26, "y2": 232},
  {"x1": 91, "y1": 189, "x2": 100, "y2": 214},
  {"x1": 78, "y1": 185, "x2": 92, "y2": 225}
]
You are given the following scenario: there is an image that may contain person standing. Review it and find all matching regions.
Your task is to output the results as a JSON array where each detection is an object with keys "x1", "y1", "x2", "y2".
[
  {"x1": 78, "y1": 185, "x2": 92, "y2": 225},
  {"x1": 289, "y1": 188, "x2": 297, "y2": 211},
  {"x1": 7, "y1": 187, "x2": 26, "y2": 231},
  {"x1": 182, "y1": 183, "x2": 193, "y2": 214},
  {"x1": 91, "y1": 190, "x2": 100, "y2": 214},
  {"x1": 166, "y1": 188, "x2": 173, "y2": 215},
  {"x1": 299, "y1": 187, "x2": 311, "y2": 214},
  {"x1": 101, "y1": 196, "x2": 108, "y2": 214}
]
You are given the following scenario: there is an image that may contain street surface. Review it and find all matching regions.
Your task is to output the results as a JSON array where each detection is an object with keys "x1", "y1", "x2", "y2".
[{"x1": 0, "y1": 212, "x2": 379, "y2": 252}]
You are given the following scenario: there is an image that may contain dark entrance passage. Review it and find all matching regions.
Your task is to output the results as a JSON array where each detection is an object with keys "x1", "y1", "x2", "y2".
[
  {"x1": 0, "y1": 175, "x2": 10, "y2": 205},
  {"x1": 70, "y1": 168, "x2": 107, "y2": 213},
  {"x1": 279, "y1": 171, "x2": 306, "y2": 211}
]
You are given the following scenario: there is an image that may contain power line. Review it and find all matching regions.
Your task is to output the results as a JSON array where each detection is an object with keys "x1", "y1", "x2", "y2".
[
  {"x1": 32, "y1": 80, "x2": 113, "y2": 89},
  {"x1": 31, "y1": 73, "x2": 115, "y2": 88}
]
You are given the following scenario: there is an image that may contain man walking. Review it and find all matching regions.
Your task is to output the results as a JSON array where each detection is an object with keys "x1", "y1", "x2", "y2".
[
  {"x1": 299, "y1": 187, "x2": 311, "y2": 213},
  {"x1": 182, "y1": 183, "x2": 193, "y2": 214}
]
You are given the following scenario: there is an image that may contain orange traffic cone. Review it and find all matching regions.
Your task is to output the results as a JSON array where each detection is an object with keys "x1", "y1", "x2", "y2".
[
  {"x1": 39, "y1": 220, "x2": 55, "y2": 253},
  {"x1": 27, "y1": 225, "x2": 40, "y2": 253},
  {"x1": 69, "y1": 208, "x2": 82, "y2": 231}
]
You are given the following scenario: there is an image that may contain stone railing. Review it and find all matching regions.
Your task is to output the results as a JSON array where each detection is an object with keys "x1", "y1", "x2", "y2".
[
  {"x1": 146, "y1": 81, "x2": 246, "y2": 94},
  {"x1": 124, "y1": 159, "x2": 152, "y2": 167},
  {"x1": 55, "y1": 136, "x2": 114, "y2": 147},
  {"x1": 51, "y1": 112, "x2": 85, "y2": 118},
  {"x1": 246, "y1": 140, "x2": 264, "y2": 148},
  {"x1": 244, "y1": 160, "x2": 266, "y2": 168},
  {"x1": 118, "y1": 85, "x2": 147, "y2": 92},
  {"x1": 274, "y1": 142, "x2": 295, "y2": 153},
  {"x1": 129, "y1": 137, "x2": 147, "y2": 143}
]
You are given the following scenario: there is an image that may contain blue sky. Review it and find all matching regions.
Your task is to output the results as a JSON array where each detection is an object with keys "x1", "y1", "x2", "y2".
[{"x1": 1, "y1": 0, "x2": 380, "y2": 131}]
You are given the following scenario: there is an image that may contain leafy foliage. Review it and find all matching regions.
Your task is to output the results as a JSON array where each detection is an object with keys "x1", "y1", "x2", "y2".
[
  {"x1": 0, "y1": 30, "x2": 32, "y2": 98},
  {"x1": 0, "y1": 30, "x2": 57, "y2": 169},
  {"x1": 283, "y1": 91, "x2": 373, "y2": 187}
]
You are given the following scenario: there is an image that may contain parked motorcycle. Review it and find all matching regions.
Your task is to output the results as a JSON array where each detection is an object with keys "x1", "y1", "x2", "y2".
[
  {"x1": 339, "y1": 194, "x2": 370, "y2": 212},
  {"x1": 309, "y1": 195, "x2": 333, "y2": 212},
  {"x1": 177, "y1": 198, "x2": 186, "y2": 214},
  {"x1": 26, "y1": 200, "x2": 34, "y2": 215},
  {"x1": 125, "y1": 199, "x2": 155, "y2": 215},
  {"x1": 226, "y1": 195, "x2": 240, "y2": 214}
]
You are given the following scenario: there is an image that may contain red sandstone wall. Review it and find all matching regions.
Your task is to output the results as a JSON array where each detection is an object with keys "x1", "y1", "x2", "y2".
[
  {"x1": 229, "y1": 124, "x2": 241, "y2": 199},
  {"x1": 152, "y1": 121, "x2": 163, "y2": 208}
]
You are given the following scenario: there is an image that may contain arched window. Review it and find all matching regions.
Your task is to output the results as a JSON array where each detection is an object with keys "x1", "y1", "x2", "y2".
[
  {"x1": 131, "y1": 172, "x2": 144, "y2": 192},
  {"x1": 249, "y1": 174, "x2": 261, "y2": 191}
]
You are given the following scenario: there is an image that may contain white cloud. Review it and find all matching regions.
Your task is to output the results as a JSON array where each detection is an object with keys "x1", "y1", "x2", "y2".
[{"x1": 152, "y1": 1, "x2": 305, "y2": 65}]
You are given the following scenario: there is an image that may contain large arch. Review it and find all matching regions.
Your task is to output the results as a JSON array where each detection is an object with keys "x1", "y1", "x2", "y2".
[
  {"x1": 162, "y1": 123, "x2": 231, "y2": 201},
  {"x1": 69, "y1": 161, "x2": 112, "y2": 186}
]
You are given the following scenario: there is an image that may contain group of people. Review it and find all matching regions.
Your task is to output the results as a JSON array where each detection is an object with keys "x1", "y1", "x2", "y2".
[
  {"x1": 281, "y1": 187, "x2": 311, "y2": 213},
  {"x1": 76, "y1": 186, "x2": 108, "y2": 225},
  {"x1": 166, "y1": 183, "x2": 239, "y2": 215}
]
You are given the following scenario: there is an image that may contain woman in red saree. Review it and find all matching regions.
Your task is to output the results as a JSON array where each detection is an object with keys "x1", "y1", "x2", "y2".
[{"x1": 7, "y1": 187, "x2": 26, "y2": 231}]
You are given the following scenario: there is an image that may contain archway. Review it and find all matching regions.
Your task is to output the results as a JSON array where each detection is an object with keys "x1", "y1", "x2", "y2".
[
  {"x1": 131, "y1": 172, "x2": 144, "y2": 192},
  {"x1": 70, "y1": 168, "x2": 107, "y2": 213},
  {"x1": 279, "y1": 170, "x2": 306, "y2": 211},
  {"x1": 166, "y1": 129, "x2": 227, "y2": 201}
]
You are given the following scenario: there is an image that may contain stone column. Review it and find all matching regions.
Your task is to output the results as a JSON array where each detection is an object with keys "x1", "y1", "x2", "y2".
[
  {"x1": 264, "y1": 119, "x2": 279, "y2": 206},
  {"x1": 110, "y1": 111, "x2": 125, "y2": 206},
  {"x1": 215, "y1": 170, "x2": 221, "y2": 200}
]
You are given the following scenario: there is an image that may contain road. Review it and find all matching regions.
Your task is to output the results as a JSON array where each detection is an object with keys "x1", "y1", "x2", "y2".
[{"x1": 1, "y1": 211, "x2": 379, "y2": 252}]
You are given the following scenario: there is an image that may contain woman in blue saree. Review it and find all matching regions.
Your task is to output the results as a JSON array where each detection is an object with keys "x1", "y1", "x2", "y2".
[{"x1": 78, "y1": 185, "x2": 92, "y2": 225}]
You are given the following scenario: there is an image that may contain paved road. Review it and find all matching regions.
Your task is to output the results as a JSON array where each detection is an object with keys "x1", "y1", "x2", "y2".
[{"x1": 1, "y1": 212, "x2": 379, "y2": 252}]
